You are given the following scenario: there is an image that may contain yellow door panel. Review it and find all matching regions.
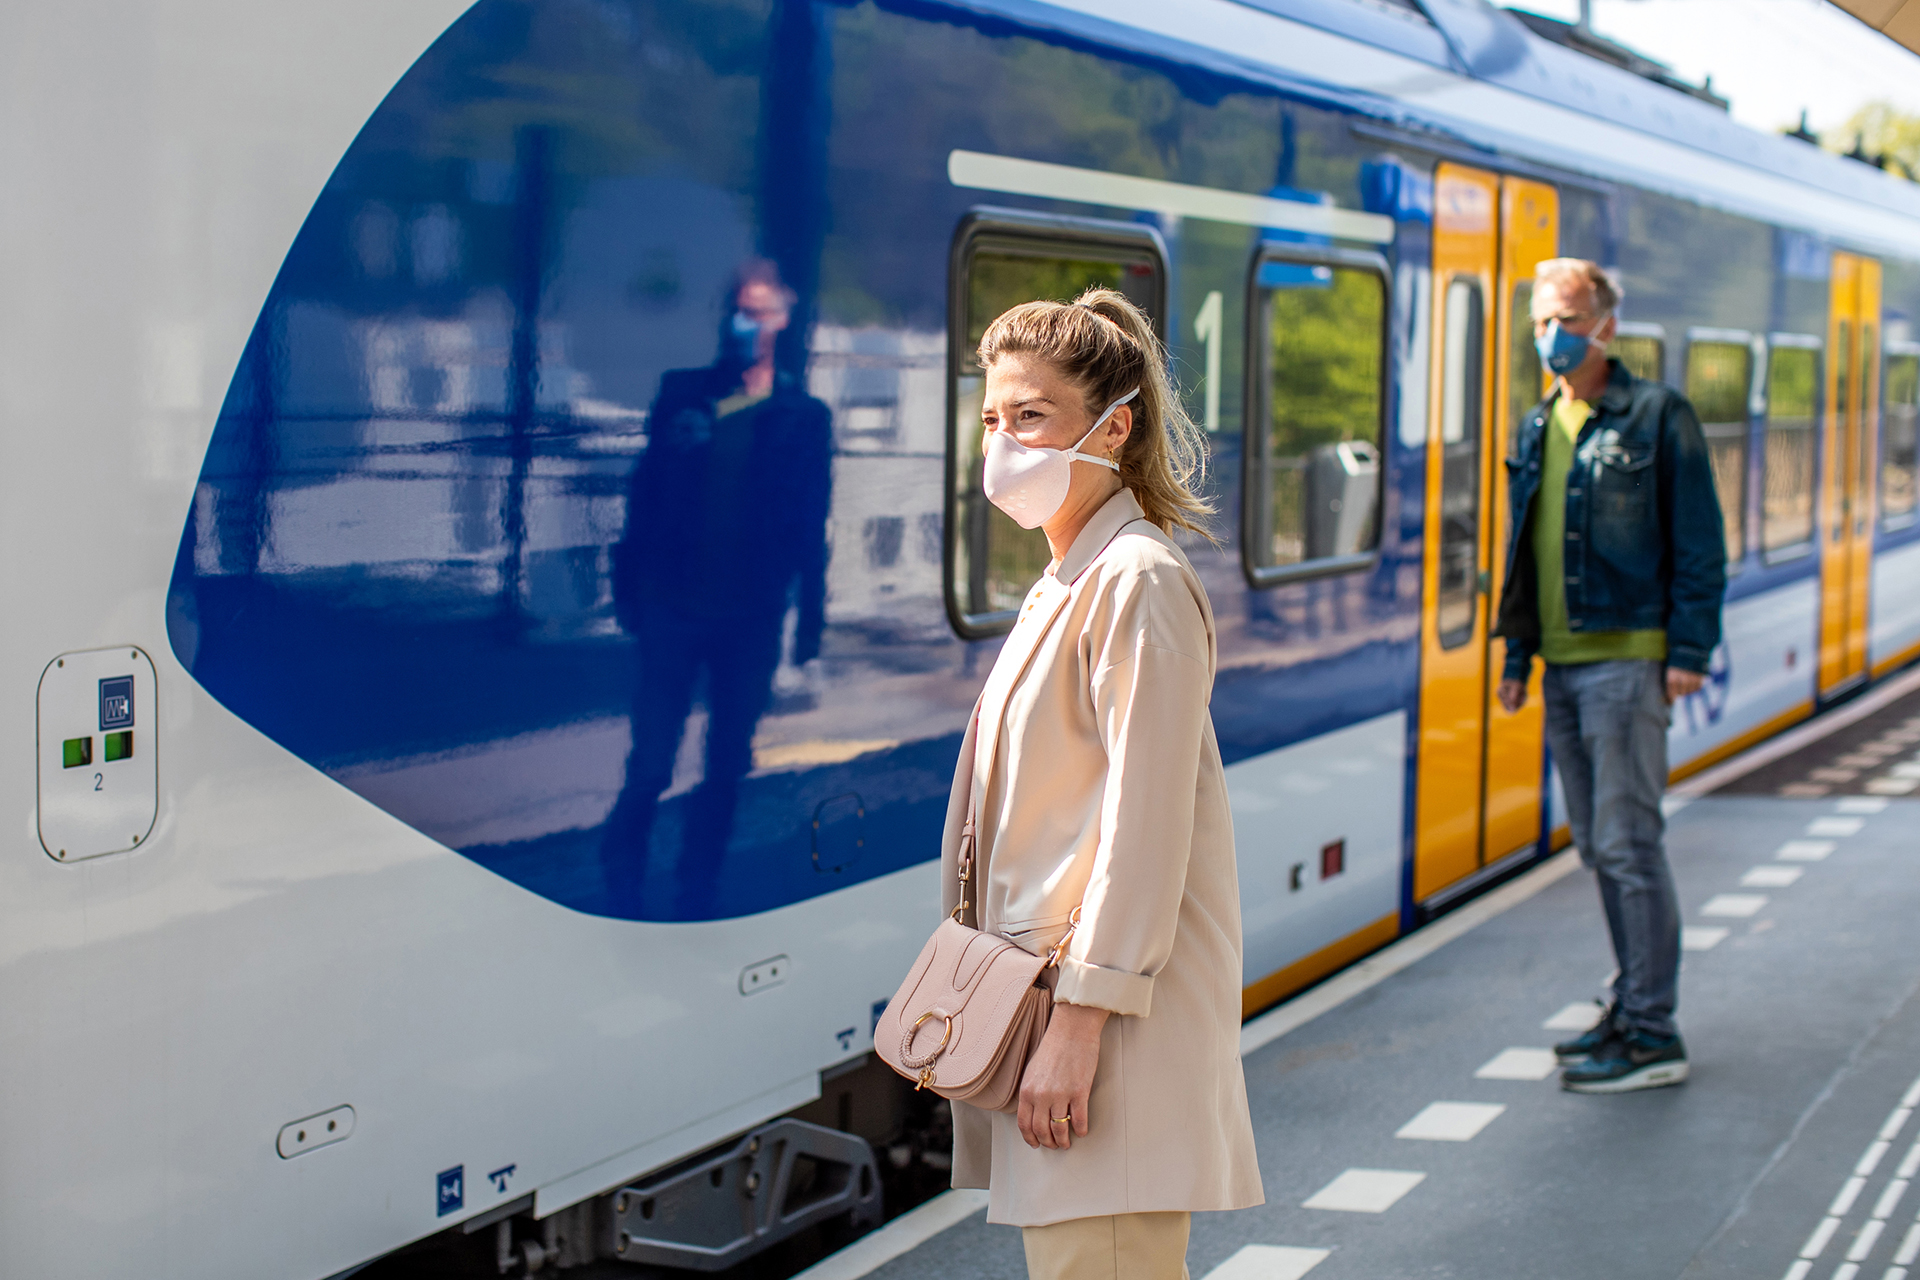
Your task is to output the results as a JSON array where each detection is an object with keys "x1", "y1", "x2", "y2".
[
  {"x1": 1482, "y1": 178, "x2": 1555, "y2": 864},
  {"x1": 1415, "y1": 164, "x2": 1499, "y2": 901},
  {"x1": 1850, "y1": 259, "x2": 1881, "y2": 676},
  {"x1": 1820, "y1": 253, "x2": 1879, "y2": 695}
]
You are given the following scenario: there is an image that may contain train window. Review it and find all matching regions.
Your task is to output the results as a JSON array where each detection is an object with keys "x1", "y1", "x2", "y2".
[
  {"x1": 1611, "y1": 328, "x2": 1665, "y2": 384},
  {"x1": 1508, "y1": 282, "x2": 1545, "y2": 424},
  {"x1": 1884, "y1": 349, "x2": 1920, "y2": 526},
  {"x1": 1835, "y1": 321, "x2": 1852, "y2": 545},
  {"x1": 1686, "y1": 338, "x2": 1753, "y2": 563},
  {"x1": 1244, "y1": 247, "x2": 1389, "y2": 585},
  {"x1": 1436, "y1": 278, "x2": 1485, "y2": 649},
  {"x1": 946, "y1": 214, "x2": 1165, "y2": 634},
  {"x1": 1862, "y1": 325, "x2": 1880, "y2": 522},
  {"x1": 1762, "y1": 340, "x2": 1820, "y2": 556}
]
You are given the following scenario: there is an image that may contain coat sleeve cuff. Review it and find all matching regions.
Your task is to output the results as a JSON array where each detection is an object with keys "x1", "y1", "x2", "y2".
[
  {"x1": 1667, "y1": 643, "x2": 1711, "y2": 674},
  {"x1": 1502, "y1": 647, "x2": 1534, "y2": 683},
  {"x1": 1053, "y1": 954, "x2": 1154, "y2": 1018}
]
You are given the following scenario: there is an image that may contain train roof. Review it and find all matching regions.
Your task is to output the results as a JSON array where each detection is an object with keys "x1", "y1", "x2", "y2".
[{"x1": 961, "y1": 0, "x2": 1920, "y2": 256}]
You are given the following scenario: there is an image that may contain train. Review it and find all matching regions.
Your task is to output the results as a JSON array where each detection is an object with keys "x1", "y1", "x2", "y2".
[{"x1": 7, "y1": 0, "x2": 1920, "y2": 1275}]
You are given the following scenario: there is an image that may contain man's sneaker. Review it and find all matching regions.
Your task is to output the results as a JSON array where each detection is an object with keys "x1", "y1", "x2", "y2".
[
  {"x1": 1561, "y1": 1031, "x2": 1689, "y2": 1094},
  {"x1": 1553, "y1": 1004, "x2": 1619, "y2": 1062}
]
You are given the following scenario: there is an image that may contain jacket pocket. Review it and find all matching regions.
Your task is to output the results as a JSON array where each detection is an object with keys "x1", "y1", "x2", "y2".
[{"x1": 1595, "y1": 443, "x2": 1654, "y2": 472}]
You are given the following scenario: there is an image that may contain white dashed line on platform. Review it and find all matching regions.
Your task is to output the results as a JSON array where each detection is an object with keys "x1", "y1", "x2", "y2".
[
  {"x1": 1872, "y1": 1178, "x2": 1908, "y2": 1220},
  {"x1": 1200, "y1": 1245, "x2": 1330, "y2": 1280},
  {"x1": 1302, "y1": 1169, "x2": 1426, "y2": 1213},
  {"x1": 1834, "y1": 797, "x2": 1890, "y2": 814},
  {"x1": 1702, "y1": 894, "x2": 1770, "y2": 918},
  {"x1": 1800, "y1": 1215, "x2": 1842, "y2": 1259},
  {"x1": 1846, "y1": 1218, "x2": 1884, "y2": 1261},
  {"x1": 1683, "y1": 927, "x2": 1731, "y2": 951},
  {"x1": 1474, "y1": 1048, "x2": 1559, "y2": 1080},
  {"x1": 1833, "y1": 1177, "x2": 1868, "y2": 1216},
  {"x1": 1859, "y1": 1142, "x2": 1892, "y2": 1177},
  {"x1": 1778, "y1": 840, "x2": 1838, "y2": 861},
  {"x1": 1395, "y1": 1102, "x2": 1506, "y2": 1142},
  {"x1": 1809, "y1": 817, "x2": 1866, "y2": 837},
  {"x1": 1896, "y1": 1222, "x2": 1920, "y2": 1265},
  {"x1": 1543, "y1": 1002, "x2": 1605, "y2": 1031},
  {"x1": 1743, "y1": 866, "x2": 1805, "y2": 888},
  {"x1": 1882, "y1": 1109, "x2": 1914, "y2": 1142},
  {"x1": 1904, "y1": 1141, "x2": 1920, "y2": 1179}
]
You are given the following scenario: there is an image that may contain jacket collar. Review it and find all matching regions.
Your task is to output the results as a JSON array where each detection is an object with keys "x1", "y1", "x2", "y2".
[
  {"x1": 1596, "y1": 357, "x2": 1634, "y2": 413},
  {"x1": 1054, "y1": 488, "x2": 1149, "y2": 586},
  {"x1": 1535, "y1": 357, "x2": 1634, "y2": 430},
  {"x1": 969, "y1": 488, "x2": 1149, "y2": 811}
]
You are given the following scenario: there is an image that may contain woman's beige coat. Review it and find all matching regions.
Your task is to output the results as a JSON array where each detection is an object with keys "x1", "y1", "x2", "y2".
[{"x1": 941, "y1": 489, "x2": 1263, "y2": 1227}]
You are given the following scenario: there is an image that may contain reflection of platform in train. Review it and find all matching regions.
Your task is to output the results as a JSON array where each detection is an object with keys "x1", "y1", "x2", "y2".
[{"x1": 837, "y1": 678, "x2": 1920, "y2": 1280}]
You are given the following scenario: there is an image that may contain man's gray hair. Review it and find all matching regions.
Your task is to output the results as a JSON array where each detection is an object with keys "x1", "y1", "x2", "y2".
[{"x1": 1534, "y1": 258, "x2": 1621, "y2": 315}]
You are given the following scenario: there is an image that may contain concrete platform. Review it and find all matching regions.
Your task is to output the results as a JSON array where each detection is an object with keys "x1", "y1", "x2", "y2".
[{"x1": 848, "y1": 787, "x2": 1920, "y2": 1280}]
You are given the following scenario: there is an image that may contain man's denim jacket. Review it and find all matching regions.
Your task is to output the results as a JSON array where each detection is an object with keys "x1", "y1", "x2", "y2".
[{"x1": 1494, "y1": 359, "x2": 1728, "y2": 681}]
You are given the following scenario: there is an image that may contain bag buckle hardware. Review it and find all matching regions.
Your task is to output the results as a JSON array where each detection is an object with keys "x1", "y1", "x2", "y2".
[
  {"x1": 904, "y1": 1010, "x2": 954, "y2": 1088},
  {"x1": 1044, "y1": 906, "x2": 1083, "y2": 969}
]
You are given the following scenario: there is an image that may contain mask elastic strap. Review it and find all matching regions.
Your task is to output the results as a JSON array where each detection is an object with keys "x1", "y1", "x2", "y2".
[{"x1": 1067, "y1": 389, "x2": 1139, "y2": 472}]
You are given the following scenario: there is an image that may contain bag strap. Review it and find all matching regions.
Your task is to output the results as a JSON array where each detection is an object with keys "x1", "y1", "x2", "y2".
[{"x1": 953, "y1": 707, "x2": 1088, "y2": 965}]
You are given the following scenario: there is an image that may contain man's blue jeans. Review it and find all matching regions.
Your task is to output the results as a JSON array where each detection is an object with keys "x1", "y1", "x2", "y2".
[{"x1": 1542, "y1": 659, "x2": 1681, "y2": 1039}]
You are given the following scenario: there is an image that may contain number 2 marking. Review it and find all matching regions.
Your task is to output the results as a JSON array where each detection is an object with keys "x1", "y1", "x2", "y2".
[
  {"x1": 1193, "y1": 290, "x2": 1223, "y2": 435},
  {"x1": 93, "y1": 773, "x2": 102, "y2": 791}
]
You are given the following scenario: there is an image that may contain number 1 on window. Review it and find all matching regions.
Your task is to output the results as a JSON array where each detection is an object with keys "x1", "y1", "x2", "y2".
[{"x1": 1193, "y1": 290, "x2": 1223, "y2": 435}]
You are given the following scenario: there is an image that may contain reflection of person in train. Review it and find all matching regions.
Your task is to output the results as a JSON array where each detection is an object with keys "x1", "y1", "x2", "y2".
[{"x1": 604, "y1": 259, "x2": 832, "y2": 918}]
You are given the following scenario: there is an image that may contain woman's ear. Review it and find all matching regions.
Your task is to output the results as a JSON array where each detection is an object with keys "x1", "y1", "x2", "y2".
[{"x1": 1104, "y1": 405, "x2": 1133, "y2": 457}]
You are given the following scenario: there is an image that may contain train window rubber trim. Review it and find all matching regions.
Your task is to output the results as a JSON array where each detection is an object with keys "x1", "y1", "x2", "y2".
[
  {"x1": 942, "y1": 207, "x2": 1169, "y2": 640},
  {"x1": 1761, "y1": 332, "x2": 1824, "y2": 562},
  {"x1": 1241, "y1": 242, "x2": 1392, "y2": 591}
]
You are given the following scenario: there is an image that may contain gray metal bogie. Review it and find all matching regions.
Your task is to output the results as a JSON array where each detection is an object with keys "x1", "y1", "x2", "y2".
[{"x1": 607, "y1": 1118, "x2": 882, "y2": 1271}]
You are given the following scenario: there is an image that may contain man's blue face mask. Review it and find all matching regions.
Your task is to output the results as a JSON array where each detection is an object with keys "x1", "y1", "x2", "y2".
[
  {"x1": 724, "y1": 311, "x2": 762, "y2": 367},
  {"x1": 1535, "y1": 318, "x2": 1602, "y2": 376}
]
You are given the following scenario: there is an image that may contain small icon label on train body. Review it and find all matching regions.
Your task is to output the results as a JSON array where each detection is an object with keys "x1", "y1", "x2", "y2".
[
  {"x1": 437, "y1": 1165, "x2": 464, "y2": 1216},
  {"x1": 488, "y1": 1163, "x2": 517, "y2": 1193},
  {"x1": 99, "y1": 676, "x2": 134, "y2": 731}
]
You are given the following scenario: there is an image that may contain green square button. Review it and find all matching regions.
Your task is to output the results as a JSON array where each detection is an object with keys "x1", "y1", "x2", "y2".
[
  {"x1": 103, "y1": 731, "x2": 132, "y2": 762},
  {"x1": 62, "y1": 736, "x2": 92, "y2": 769}
]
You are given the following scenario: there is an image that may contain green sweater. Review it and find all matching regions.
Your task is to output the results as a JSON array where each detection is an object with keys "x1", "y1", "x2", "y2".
[{"x1": 1533, "y1": 397, "x2": 1667, "y2": 665}]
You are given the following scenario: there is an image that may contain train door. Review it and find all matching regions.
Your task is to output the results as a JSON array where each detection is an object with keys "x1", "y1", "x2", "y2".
[
  {"x1": 1818, "y1": 252, "x2": 1883, "y2": 696},
  {"x1": 1414, "y1": 165, "x2": 1557, "y2": 902},
  {"x1": 1481, "y1": 178, "x2": 1556, "y2": 865}
]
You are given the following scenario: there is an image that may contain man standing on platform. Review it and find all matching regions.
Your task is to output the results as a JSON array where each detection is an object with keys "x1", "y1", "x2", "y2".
[{"x1": 1495, "y1": 258, "x2": 1727, "y2": 1094}]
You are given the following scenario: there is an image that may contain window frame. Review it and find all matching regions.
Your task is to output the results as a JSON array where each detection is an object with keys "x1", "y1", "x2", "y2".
[
  {"x1": 1240, "y1": 241, "x2": 1393, "y2": 590},
  {"x1": 1434, "y1": 273, "x2": 1487, "y2": 650},
  {"x1": 1761, "y1": 331, "x2": 1824, "y2": 563},
  {"x1": 1684, "y1": 326, "x2": 1760, "y2": 571},
  {"x1": 942, "y1": 207, "x2": 1169, "y2": 640},
  {"x1": 1611, "y1": 320, "x2": 1667, "y2": 385},
  {"x1": 1880, "y1": 339, "x2": 1920, "y2": 532}
]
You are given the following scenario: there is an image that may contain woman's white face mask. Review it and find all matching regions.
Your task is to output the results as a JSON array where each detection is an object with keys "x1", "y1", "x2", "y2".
[{"x1": 982, "y1": 390, "x2": 1138, "y2": 530}]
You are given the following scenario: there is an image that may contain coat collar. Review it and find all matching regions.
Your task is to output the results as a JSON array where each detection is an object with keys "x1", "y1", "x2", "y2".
[
  {"x1": 969, "y1": 488, "x2": 1150, "y2": 815},
  {"x1": 1534, "y1": 357, "x2": 1633, "y2": 441},
  {"x1": 1054, "y1": 488, "x2": 1149, "y2": 586}
]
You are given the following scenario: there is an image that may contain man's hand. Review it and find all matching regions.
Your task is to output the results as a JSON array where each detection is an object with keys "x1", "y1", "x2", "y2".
[
  {"x1": 1497, "y1": 678, "x2": 1528, "y2": 714},
  {"x1": 1665, "y1": 666, "x2": 1705, "y2": 704},
  {"x1": 1016, "y1": 1003, "x2": 1109, "y2": 1151}
]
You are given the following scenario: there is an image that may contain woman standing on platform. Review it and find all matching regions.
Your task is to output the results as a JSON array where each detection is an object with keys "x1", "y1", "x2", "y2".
[{"x1": 942, "y1": 287, "x2": 1263, "y2": 1280}]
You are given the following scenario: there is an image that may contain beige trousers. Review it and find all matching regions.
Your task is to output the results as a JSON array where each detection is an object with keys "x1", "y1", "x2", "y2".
[{"x1": 1022, "y1": 1212, "x2": 1192, "y2": 1280}]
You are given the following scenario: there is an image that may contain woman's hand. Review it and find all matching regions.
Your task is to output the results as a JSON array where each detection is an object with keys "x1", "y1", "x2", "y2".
[{"x1": 1017, "y1": 1002, "x2": 1110, "y2": 1150}]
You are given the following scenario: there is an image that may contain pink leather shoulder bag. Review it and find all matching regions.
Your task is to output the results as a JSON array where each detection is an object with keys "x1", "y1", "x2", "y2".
[{"x1": 873, "y1": 811, "x2": 1079, "y2": 1113}]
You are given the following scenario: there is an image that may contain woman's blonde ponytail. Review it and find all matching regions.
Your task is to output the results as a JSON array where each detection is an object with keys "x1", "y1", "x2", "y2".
[{"x1": 976, "y1": 287, "x2": 1214, "y2": 538}]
